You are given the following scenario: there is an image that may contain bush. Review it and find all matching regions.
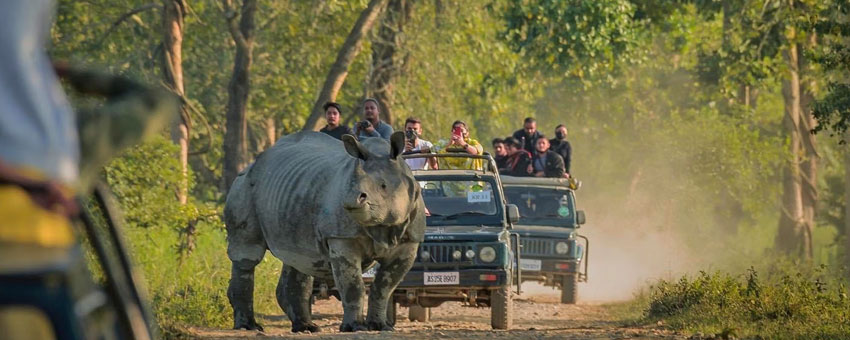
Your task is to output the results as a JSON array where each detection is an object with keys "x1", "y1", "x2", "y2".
[{"x1": 645, "y1": 265, "x2": 850, "y2": 339}]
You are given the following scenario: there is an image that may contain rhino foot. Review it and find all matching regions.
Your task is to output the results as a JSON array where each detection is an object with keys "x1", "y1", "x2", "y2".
[
  {"x1": 233, "y1": 320, "x2": 264, "y2": 332},
  {"x1": 291, "y1": 321, "x2": 320, "y2": 333},
  {"x1": 367, "y1": 320, "x2": 394, "y2": 332},
  {"x1": 339, "y1": 321, "x2": 368, "y2": 332}
]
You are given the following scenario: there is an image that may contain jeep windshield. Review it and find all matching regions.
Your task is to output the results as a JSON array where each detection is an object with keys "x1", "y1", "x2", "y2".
[
  {"x1": 504, "y1": 186, "x2": 576, "y2": 227},
  {"x1": 418, "y1": 177, "x2": 502, "y2": 226}
]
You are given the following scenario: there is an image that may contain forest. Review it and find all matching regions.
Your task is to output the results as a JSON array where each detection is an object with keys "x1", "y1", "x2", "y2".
[{"x1": 49, "y1": 0, "x2": 850, "y2": 338}]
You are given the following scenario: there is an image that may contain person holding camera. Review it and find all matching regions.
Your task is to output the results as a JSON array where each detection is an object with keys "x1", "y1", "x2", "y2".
[
  {"x1": 402, "y1": 117, "x2": 438, "y2": 170},
  {"x1": 434, "y1": 120, "x2": 483, "y2": 170},
  {"x1": 354, "y1": 98, "x2": 393, "y2": 140},
  {"x1": 319, "y1": 102, "x2": 353, "y2": 140}
]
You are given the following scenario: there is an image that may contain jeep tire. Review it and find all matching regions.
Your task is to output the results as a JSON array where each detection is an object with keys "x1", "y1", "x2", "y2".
[
  {"x1": 560, "y1": 273, "x2": 578, "y2": 304},
  {"x1": 490, "y1": 285, "x2": 512, "y2": 329},
  {"x1": 408, "y1": 304, "x2": 430, "y2": 322}
]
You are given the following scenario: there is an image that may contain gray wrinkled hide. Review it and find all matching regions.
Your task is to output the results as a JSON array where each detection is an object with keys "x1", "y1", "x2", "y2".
[{"x1": 225, "y1": 131, "x2": 425, "y2": 332}]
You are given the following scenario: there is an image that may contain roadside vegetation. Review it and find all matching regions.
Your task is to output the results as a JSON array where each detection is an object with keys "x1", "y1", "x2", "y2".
[{"x1": 643, "y1": 264, "x2": 850, "y2": 339}]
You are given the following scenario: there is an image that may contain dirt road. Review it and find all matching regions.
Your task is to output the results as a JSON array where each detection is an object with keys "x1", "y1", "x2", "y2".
[{"x1": 188, "y1": 284, "x2": 683, "y2": 340}]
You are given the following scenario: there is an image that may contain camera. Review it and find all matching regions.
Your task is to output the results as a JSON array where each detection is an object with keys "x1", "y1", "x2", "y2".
[
  {"x1": 358, "y1": 120, "x2": 372, "y2": 130},
  {"x1": 405, "y1": 129, "x2": 418, "y2": 142}
]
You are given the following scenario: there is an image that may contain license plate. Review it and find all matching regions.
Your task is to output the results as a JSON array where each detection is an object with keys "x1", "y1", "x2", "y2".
[
  {"x1": 520, "y1": 259, "x2": 542, "y2": 271},
  {"x1": 424, "y1": 272, "x2": 459, "y2": 285}
]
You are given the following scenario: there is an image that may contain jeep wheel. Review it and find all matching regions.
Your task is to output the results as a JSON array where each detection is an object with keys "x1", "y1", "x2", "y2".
[
  {"x1": 386, "y1": 295, "x2": 397, "y2": 326},
  {"x1": 490, "y1": 285, "x2": 512, "y2": 330},
  {"x1": 408, "y1": 304, "x2": 430, "y2": 322},
  {"x1": 560, "y1": 273, "x2": 578, "y2": 304}
]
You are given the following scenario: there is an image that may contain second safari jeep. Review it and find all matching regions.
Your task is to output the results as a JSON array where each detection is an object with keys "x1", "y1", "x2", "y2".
[
  {"x1": 393, "y1": 153, "x2": 521, "y2": 330},
  {"x1": 501, "y1": 176, "x2": 588, "y2": 304}
]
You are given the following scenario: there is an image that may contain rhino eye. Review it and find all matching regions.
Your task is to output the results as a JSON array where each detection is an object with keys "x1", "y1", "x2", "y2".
[{"x1": 381, "y1": 183, "x2": 387, "y2": 190}]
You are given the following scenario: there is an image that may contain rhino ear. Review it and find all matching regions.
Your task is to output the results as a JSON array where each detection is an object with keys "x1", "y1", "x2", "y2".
[
  {"x1": 342, "y1": 134, "x2": 368, "y2": 160},
  {"x1": 390, "y1": 131, "x2": 406, "y2": 159}
]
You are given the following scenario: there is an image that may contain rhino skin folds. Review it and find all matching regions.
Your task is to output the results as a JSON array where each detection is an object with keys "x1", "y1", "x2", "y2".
[{"x1": 224, "y1": 131, "x2": 425, "y2": 333}]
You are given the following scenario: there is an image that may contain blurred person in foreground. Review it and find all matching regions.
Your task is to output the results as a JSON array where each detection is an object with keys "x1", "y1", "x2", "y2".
[
  {"x1": 319, "y1": 101, "x2": 352, "y2": 140},
  {"x1": 531, "y1": 137, "x2": 565, "y2": 178},
  {"x1": 0, "y1": 0, "x2": 179, "y2": 337},
  {"x1": 549, "y1": 124, "x2": 572, "y2": 177},
  {"x1": 402, "y1": 117, "x2": 438, "y2": 170},
  {"x1": 354, "y1": 98, "x2": 393, "y2": 140},
  {"x1": 434, "y1": 120, "x2": 484, "y2": 170}
]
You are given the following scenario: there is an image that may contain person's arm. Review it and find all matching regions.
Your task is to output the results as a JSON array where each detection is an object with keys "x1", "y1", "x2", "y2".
[
  {"x1": 379, "y1": 123, "x2": 394, "y2": 140},
  {"x1": 461, "y1": 140, "x2": 482, "y2": 155},
  {"x1": 563, "y1": 142, "x2": 572, "y2": 174},
  {"x1": 549, "y1": 153, "x2": 565, "y2": 178}
]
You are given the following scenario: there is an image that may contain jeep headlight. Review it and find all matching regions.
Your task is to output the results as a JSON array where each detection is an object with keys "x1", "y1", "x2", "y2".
[
  {"x1": 555, "y1": 242, "x2": 569, "y2": 254},
  {"x1": 465, "y1": 249, "x2": 476, "y2": 259},
  {"x1": 452, "y1": 250, "x2": 462, "y2": 260},
  {"x1": 479, "y1": 246, "x2": 497, "y2": 262},
  {"x1": 420, "y1": 250, "x2": 430, "y2": 262}
]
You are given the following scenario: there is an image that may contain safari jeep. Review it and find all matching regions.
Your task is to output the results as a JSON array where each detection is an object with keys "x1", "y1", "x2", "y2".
[
  {"x1": 500, "y1": 176, "x2": 588, "y2": 304},
  {"x1": 391, "y1": 153, "x2": 522, "y2": 330}
]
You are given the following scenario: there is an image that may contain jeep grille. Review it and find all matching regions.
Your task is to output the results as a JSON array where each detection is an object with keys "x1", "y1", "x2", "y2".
[
  {"x1": 521, "y1": 238, "x2": 554, "y2": 255},
  {"x1": 419, "y1": 244, "x2": 474, "y2": 263}
]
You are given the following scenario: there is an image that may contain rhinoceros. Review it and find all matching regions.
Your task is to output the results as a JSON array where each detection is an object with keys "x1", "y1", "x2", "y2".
[{"x1": 224, "y1": 131, "x2": 425, "y2": 333}]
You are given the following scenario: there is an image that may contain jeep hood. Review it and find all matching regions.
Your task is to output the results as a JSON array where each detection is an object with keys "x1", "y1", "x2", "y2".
[
  {"x1": 423, "y1": 225, "x2": 506, "y2": 242},
  {"x1": 512, "y1": 225, "x2": 576, "y2": 239}
]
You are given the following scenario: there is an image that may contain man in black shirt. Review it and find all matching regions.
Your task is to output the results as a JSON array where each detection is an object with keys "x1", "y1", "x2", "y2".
[
  {"x1": 531, "y1": 137, "x2": 565, "y2": 178},
  {"x1": 512, "y1": 117, "x2": 543, "y2": 153},
  {"x1": 492, "y1": 138, "x2": 509, "y2": 170},
  {"x1": 500, "y1": 137, "x2": 532, "y2": 177},
  {"x1": 549, "y1": 124, "x2": 572, "y2": 177},
  {"x1": 319, "y1": 102, "x2": 352, "y2": 140}
]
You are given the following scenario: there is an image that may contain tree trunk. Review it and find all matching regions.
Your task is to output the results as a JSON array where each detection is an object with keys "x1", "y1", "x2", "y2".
[
  {"x1": 161, "y1": 0, "x2": 189, "y2": 205},
  {"x1": 776, "y1": 40, "x2": 813, "y2": 260},
  {"x1": 366, "y1": 0, "x2": 412, "y2": 127},
  {"x1": 302, "y1": 0, "x2": 390, "y2": 131},
  {"x1": 845, "y1": 143, "x2": 850, "y2": 270},
  {"x1": 264, "y1": 116, "x2": 276, "y2": 150},
  {"x1": 222, "y1": 0, "x2": 256, "y2": 193}
]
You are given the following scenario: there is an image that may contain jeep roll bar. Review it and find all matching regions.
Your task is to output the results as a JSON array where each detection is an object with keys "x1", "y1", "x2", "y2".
[{"x1": 401, "y1": 152, "x2": 500, "y2": 174}]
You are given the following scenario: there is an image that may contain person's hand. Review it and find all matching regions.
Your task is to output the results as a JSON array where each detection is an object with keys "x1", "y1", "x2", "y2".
[
  {"x1": 404, "y1": 140, "x2": 414, "y2": 152},
  {"x1": 365, "y1": 125, "x2": 376, "y2": 134},
  {"x1": 534, "y1": 172, "x2": 544, "y2": 177},
  {"x1": 564, "y1": 173, "x2": 571, "y2": 178},
  {"x1": 450, "y1": 134, "x2": 463, "y2": 145},
  {"x1": 526, "y1": 164, "x2": 533, "y2": 174}
]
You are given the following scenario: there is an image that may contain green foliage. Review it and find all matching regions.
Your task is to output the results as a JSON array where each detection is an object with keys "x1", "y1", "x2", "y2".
[
  {"x1": 104, "y1": 136, "x2": 206, "y2": 230},
  {"x1": 645, "y1": 265, "x2": 850, "y2": 339},
  {"x1": 500, "y1": 0, "x2": 642, "y2": 79}
]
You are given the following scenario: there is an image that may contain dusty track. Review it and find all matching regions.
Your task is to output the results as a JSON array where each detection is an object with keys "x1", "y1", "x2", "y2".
[{"x1": 188, "y1": 285, "x2": 683, "y2": 340}]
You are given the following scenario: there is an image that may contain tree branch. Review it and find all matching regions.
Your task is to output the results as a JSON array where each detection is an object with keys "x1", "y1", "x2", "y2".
[{"x1": 91, "y1": 3, "x2": 162, "y2": 48}]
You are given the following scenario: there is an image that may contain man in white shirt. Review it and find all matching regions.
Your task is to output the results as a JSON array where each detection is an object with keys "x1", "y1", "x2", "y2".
[{"x1": 402, "y1": 117, "x2": 438, "y2": 170}]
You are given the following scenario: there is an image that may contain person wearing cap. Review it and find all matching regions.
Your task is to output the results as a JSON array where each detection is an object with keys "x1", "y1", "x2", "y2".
[
  {"x1": 512, "y1": 117, "x2": 543, "y2": 154},
  {"x1": 319, "y1": 101, "x2": 353, "y2": 140},
  {"x1": 354, "y1": 98, "x2": 393, "y2": 140},
  {"x1": 549, "y1": 124, "x2": 572, "y2": 177}
]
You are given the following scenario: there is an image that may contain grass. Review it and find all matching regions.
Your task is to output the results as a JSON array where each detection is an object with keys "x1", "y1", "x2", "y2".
[
  {"x1": 125, "y1": 223, "x2": 285, "y2": 337},
  {"x1": 641, "y1": 263, "x2": 850, "y2": 340}
]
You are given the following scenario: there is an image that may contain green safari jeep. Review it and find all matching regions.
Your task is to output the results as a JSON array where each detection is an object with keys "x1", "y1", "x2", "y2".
[
  {"x1": 501, "y1": 176, "x2": 588, "y2": 304},
  {"x1": 392, "y1": 153, "x2": 522, "y2": 330}
]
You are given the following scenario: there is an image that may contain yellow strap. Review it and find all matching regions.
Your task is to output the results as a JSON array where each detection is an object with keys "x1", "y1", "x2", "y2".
[{"x1": 0, "y1": 185, "x2": 74, "y2": 247}]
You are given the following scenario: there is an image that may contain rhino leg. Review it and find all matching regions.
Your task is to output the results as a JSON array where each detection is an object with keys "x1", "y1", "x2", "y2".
[
  {"x1": 225, "y1": 213, "x2": 267, "y2": 331},
  {"x1": 327, "y1": 239, "x2": 367, "y2": 332},
  {"x1": 366, "y1": 242, "x2": 417, "y2": 331},
  {"x1": 277, "y1": 264, "x2": 319, "y2": 333}
]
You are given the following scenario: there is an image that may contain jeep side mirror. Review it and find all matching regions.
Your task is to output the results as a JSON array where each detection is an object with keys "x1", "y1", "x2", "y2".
[
  {"x1": 576, "y1": 210, "x2": 586, "y2": 225},
  {"x1": 506, "y1": 204, "x2": 520, "y2": 224}
]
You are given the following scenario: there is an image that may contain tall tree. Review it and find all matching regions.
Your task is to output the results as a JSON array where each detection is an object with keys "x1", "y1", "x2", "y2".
[
  {"x1": 161, "y1": 0, "x2": 190, "y2": 205},
  {"x1": 302, "y1": 0, "x2": 390, "y2": 131},
  {"x1": 222, "y1": 0, "x2": 257, "y2": 192},
  {"x1": 366, "y1": 0, "x2": 413, "y2": 126}
]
